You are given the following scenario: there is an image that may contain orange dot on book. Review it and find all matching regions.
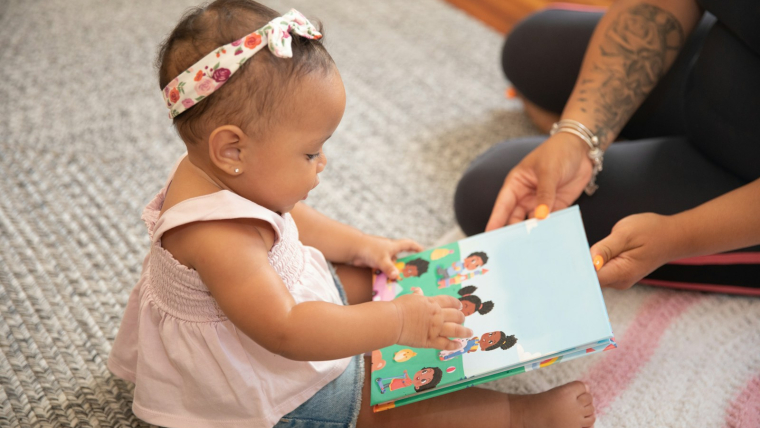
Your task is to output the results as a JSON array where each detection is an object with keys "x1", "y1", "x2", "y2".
[
  {"x1": 593, "y1": 255, "x2": 604, "y2": 271},
  {"x1": 535, "y1": 204, "x2": 549, "y2": 220},
  {"x1": 505, "y1": 87, "x2": 517, "y2": 99}
]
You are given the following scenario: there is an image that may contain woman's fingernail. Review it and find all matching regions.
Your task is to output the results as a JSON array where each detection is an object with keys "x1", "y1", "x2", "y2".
[
  {"x1": 535, "y1": 204, "x2": 549, "y2": 220},
  {"x1": 593, "y1": 255, "x2": 604, "y2": 271}
]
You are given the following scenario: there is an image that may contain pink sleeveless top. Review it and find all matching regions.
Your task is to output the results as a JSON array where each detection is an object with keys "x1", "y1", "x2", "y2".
[{"x1": 107, "y1": 158, "x2": 351, "y2": 428}]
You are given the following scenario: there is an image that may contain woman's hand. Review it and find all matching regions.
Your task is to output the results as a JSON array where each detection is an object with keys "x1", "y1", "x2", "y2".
[
  {"x1": 486, "y1": 132, "x2": 593, "y2": 231},
  {"x1": 590, "y1": 213, "x2": 683, "y2": 290},
  {"x1": 350, "y1": 235, "x2": 423, "y2": 281}
]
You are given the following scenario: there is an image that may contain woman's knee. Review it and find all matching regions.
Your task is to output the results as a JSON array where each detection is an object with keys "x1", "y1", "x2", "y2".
[{"x1": 502, "y1": 8, "x2": 602, "y2": 113}]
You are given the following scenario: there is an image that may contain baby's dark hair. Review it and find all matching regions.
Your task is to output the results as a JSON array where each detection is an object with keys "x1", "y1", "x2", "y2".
[
  {"x1": 484, "y1": 332, "x2": 517, "y2": 351},
  {"x1": 458, "y1": 286, "x2": 494, "y2": 315},
  {"x1": 414, "y1": 367, "x2": 443, "y2": 393},
  {"x1": 406, "y1": 258, "x2": 430, "y2": 275},
  {"x1": 157, "y1": 0, "x2": 335, "y2": 144},
  {"x1": 467, "y1": 251, "x2": 489, "y2": 265}
]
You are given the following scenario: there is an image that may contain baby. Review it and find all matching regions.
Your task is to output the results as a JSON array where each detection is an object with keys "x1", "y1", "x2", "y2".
[{"x1": 107, "y1": 1, "x2": 596, "y2": 427}]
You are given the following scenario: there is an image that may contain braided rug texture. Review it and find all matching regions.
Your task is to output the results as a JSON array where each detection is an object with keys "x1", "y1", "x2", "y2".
[{"x1": 0, "y1": 0, "x2": 759, "y2": 427}]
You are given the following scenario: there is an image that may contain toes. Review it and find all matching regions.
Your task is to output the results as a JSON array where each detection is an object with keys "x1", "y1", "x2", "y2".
[
  {"x1": 565, "y1": 380, "x2": 589, "y2": 397},
  {"x1": 578, "y1": 392, "x2": 593, "y2": 407},
  {"x1": 582, "y1": 414, "x2": 596, "y2": 427},
  {"x1": 583, "y1": 402, "x2": 595, "y2": 418}
]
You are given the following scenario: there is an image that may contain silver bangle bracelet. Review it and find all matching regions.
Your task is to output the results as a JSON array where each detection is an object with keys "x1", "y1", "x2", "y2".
[{"x1": 550, "y1": 119, "x2": 604, "y2": 196}]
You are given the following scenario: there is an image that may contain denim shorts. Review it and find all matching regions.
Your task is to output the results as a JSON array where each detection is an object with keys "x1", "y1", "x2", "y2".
[{"x1": 274, "y1": 264, "x2": 365, "y2": 428}]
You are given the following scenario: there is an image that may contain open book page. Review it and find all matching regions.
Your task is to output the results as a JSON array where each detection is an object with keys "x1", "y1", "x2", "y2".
[{"x1": 370, "y1": 206, "x2": 615, "y2": 408}]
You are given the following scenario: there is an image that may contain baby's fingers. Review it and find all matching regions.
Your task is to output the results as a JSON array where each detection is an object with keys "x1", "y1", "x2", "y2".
[
  {"x1": 378, "y1": 256, "x2": 400, "y2": 280},
  {"x1": 440, "y1": 322, "x2": 472, "y2": 339},
  {"x1": 429, "y1": 337, "x2": 459, "y2": 351},
  {"x1": 394, "y1": 238, "x2": 424, "y2": 254},
  {"x1": 441, "y1": 307, "x2": 465, "y2": 325},
  {"x1": 431, "y1": 295, "x2": 463, "y2": 311}
]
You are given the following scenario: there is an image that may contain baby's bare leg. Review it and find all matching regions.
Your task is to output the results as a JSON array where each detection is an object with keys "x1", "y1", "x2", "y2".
[
  {"x1": 333, "y1": 264, "x2": 374, "y2": 305},
  {"x1": 357, "y1": 359, "x2": 595, "y2": 428}
]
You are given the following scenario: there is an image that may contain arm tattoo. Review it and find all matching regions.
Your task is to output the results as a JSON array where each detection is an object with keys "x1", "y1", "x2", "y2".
[{"x1": 577, "y1": 3, "x2": 684, "y2": 147}]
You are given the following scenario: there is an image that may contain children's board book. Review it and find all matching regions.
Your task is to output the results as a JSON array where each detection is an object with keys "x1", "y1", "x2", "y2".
[{"x1": 369, "y1": 206, "x2": 616, "y2": 412}]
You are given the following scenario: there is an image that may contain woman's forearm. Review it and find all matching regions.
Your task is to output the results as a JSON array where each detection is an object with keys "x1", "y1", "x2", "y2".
[
  {"x1": 669, "y1": 178, "x2": 760, "y2": 259},
  {"x1": 562, "y1": 0, "x2": 702, "y2": 148}
]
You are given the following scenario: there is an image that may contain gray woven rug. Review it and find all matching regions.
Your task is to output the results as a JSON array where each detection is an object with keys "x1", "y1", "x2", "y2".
[{"x1": 4, "y1": 1, "x2": 760, "y2": 427}]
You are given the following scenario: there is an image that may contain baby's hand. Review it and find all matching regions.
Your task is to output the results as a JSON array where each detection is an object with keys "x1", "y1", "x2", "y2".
[
  {"x1": 391, "y1": 293, "x2": 472, "y2": 350},
  {"x1": 351, "y1": 235, "x2": 423, "y2": 281}
]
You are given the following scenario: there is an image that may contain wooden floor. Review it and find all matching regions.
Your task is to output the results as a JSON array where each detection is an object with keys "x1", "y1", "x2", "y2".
[{"x1": 444, "y1": 0, "x2": 613, "y2": 34}]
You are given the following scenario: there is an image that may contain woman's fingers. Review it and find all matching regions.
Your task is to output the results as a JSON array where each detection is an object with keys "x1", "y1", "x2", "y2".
[
  {"x1": 486, "y1": 184, "x2": 518, "y2": 232},
  {"x1": 534, "y1": 167, "x2": 559, "y2": 220},
  {"x1": 590, "y1": 229, "x2": 632, "y2": 287},
  {"x1": 507, "y1": 204, "x2": 528, "y2": 225}
]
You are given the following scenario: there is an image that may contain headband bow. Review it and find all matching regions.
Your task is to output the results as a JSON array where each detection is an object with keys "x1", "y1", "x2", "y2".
[{"x1": 162, "y1": 9, "x2": 321, "y2": 118}]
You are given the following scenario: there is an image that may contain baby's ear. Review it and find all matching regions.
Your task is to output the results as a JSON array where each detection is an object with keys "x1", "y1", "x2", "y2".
[{"x1": 208, "y1": 125, "x2": 245, "y2": 176}]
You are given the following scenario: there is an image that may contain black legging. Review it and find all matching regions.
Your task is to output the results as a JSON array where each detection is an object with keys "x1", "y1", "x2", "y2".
[{"x1": 454, "y1": 7, "x2": 760, "y2": 289}]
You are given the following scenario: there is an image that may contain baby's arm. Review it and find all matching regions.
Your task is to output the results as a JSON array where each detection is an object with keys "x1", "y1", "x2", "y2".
[
  {"x1": 291, "y1": 203, "x2": 423, "y2": 279},
  {"x1": 181, "y1": 218, "x2": 469, "y2": 361}
]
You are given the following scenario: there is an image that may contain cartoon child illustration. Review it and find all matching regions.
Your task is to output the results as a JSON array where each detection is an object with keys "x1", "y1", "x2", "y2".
[
  {"x1": 458, "y1": 285, "x2": 494, "y2": 316},
  {"x1": 436, "y1": 251, "x2": 488, "y2": 280},
  {"x1": 439, "y1": 331, "x2": 517, "y2": 361},
  {"x1": 398, "y1": 258, "x2": 430, "y2": 280},
  {"x1": 375, "y1": 367, "x2": 443, "y2": 394},
  {"x1": 438, "y1": 337, "x2": 479, "y2": 361}
]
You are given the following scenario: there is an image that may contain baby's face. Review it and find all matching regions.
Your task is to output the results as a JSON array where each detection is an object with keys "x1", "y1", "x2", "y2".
[{"x1": 233, "y1": 67, "x2": 346, "y2": 213}]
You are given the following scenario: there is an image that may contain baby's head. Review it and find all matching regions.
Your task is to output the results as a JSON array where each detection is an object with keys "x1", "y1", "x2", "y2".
[{"x1": 158, "y1": 0, "x2": 344, "y2": 213}]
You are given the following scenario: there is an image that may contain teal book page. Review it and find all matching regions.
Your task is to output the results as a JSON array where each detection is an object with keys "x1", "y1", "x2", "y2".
[{"x1": 369, "y1": 206, "x2": 614, "y2": 407}]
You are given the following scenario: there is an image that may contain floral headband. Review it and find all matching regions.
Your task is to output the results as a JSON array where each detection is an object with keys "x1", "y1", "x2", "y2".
[{"x1": 161, "y1": 9, "x2": 322, "y2": 118}]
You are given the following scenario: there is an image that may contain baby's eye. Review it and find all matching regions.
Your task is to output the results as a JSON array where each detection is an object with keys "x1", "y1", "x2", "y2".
[
  {"x1": 420, "y1": 379, "x2": 428, "y2": 384},
  {"x1": 306, "y1": 153, "x2": 320, "y2": 160}
]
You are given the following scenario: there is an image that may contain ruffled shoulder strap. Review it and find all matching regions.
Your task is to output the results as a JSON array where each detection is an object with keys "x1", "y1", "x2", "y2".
[
  {"x1": 141, "y1": 154, "x2": 187, "y2": 240},
  {"x1": 151, "y1": 190, "x2": 285, "y2": 244}
]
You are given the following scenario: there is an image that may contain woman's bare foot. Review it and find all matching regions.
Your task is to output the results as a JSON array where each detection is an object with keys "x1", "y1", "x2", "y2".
[{"x1": 509, "y1": 381, "x2": 595, "y2": 428}]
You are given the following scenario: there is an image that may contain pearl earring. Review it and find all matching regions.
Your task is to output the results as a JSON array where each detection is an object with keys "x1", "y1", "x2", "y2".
[{"x1": 234, "y1": 168, "x2": 240, "y2": 173}]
